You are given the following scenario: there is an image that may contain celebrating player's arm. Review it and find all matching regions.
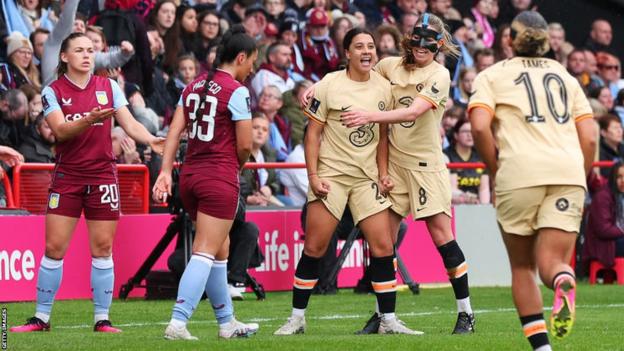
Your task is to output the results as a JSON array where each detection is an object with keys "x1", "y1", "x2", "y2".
[
  {"x1": 43, "y1": 93, "x2": 115, "y2": 142},
  {"x1": 113, "y1": 94, "x2": 165, "y2": 155},
  {"x1": 376, "y1": 123, "x2": 393, "y2": 196},
  {"x1": 303, "y1": 92, "x2": 331, "y2": 199},
  {"x1": 341, "y1": 69, "x2": 449, "y2": 127}
]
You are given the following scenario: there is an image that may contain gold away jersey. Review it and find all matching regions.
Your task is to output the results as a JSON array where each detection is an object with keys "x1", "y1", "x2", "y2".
[
  {"x1": 468, "y1": 57, "x2": 593, "y2": 191},
  {"x1": 303, "y1": 70, "x2": 393, "y2": 180},
  {"x1": 375, "y1": 56, "x2": 451, "y2": 172}
]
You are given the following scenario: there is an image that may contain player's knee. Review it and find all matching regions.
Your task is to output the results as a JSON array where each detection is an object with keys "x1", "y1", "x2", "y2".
[
  {"x1": 369, "y1": 240, "x2": 394, "y2": 257},
  {"x1": 45, "y1": 243, "x2": 67, "y2": 260},
  {"x1": 303, "y1": 243, "x2": 328, "y2": 258}
]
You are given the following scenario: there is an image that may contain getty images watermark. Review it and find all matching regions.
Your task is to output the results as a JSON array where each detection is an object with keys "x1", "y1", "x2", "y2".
[{"x1": 1, "y1": 306, "x2": 7, "y2": 350}]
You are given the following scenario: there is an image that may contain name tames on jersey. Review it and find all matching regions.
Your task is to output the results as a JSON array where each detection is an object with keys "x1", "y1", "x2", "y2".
[
  {"x1": 185, "y1": 80, "x2": 222, "y2": 142},
  {"x1": 513, "y1": 59, "x2": 570, "y2": 124}
]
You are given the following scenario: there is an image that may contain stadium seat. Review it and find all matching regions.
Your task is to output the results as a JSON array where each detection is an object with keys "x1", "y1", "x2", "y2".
[{"x1": 588, "y1": 258, "x2": 624, "y2": 285}]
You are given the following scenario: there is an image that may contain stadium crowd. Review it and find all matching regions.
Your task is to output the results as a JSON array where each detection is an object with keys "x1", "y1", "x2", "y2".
[{"x1": 0, "y1": 0, "x2": 623, "y2": 270}]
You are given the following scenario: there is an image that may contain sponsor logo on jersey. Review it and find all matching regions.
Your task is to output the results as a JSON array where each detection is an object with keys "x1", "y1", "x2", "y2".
[
  {"x1": 96, "y1": 91, "x2": 108, "y2": 105},
  {"x1": 431, "y1": 83, "x2": 439, "y2": 94},
  {"x1": 61, "y1": 97, "x2": 72, "y2": 106},
  {"x1": 349, "y1": 124, "x2": 375, "y2": 147},
  {"x1": 48, "y1": 193, "x2": 60, "y2": 209}
]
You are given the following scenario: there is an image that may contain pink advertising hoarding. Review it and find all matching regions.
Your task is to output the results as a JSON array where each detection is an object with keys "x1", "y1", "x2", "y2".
[{"x1": 0, "y1": 211, "x2": 451, "y2": 302}]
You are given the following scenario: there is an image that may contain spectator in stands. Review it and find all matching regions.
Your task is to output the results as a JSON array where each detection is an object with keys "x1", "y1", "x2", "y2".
[
  {"x1": 397, "y1": 11, "x2": 418, "y2": 36},
  {"x1": 389, "y1": 0, "x2": 426, "y2": 24},
  {"x1": 112, "y1": 126, "x2": 142, "y2": 164},
  {"x1": 194, "y1": 10, "x2": 222, "y2": 64},
  {"x1": 444, "y1": 118, "x2": 489, "y2": 204},
  {"x1": 264, "y1": 0, "x2": 286, "y2": 26},
  {"x1": 258, "y1": 85, "x2": 291, "y2": 161},
  {"x1": 583, "y1": 161, "x2": 624, "y2": 271},
  {"x1": 126, "y1": 83, "x2": 159, "y2": 134},
  {"x1": 241, "y1": 112, "x2": 281, "y2": 206},
  {"x1": 299, "y1": 8, "x2": 340, "y2": 81},
  {"x1": 0, "y1": 89, "x2": 28, "y2": 148},
  {"x1": 473, "y1": 48, "x2": 495, "y2": 73},
  {"x1": 614, "y1": 89, "x2": 624, "y2": 124},
  {"x1": 492, "y1": 23, "x2": 513, "y2": 62},
  {"x1": 17, "y1": 113, "x2": 54, "y2": 163},
  {"x1": 429, "y1": 0, "x2": 461, "y2": 20},
  {"x1": 223, "y1": 0, "x2": 256, "y2": 25},
  {"x1": 251, "y1": 41, "x2": 295, "y2": 96},
  {"x1": 330, "y1": 16, "x2": 354, "y2": 62},
  {"x1": 452, "y1": 67, "x2": 476, "y2": 108},
  {"x1": 599, "y1": 114, "x2": 624, "y2": 178},
  {"x1": 546, "y1": 23, "x2": 572, "y2": 66},
  {"x1": 585, "y1": 19, "x2": 614, "y2": 54},
  {"x1": 279, "y1": 79, "x2": 312, "y2": 147},
  {"x1": 167, "y1": 54, "x2": 199, "y2": 106},
  {"x1": 496, "y1": 0, "x2": 534, "y2": 26},
  {"x1": 278, "y1": 18, "x2": 305, "y2": 81},
  {"x1": 567, "y1": 49, "x2": 589, "y2": 90},
  {"x1": 375, "y1": 24, "x2": 401, "y2": 59},
  {"x1": 1, "y1": 32, "x2": 40, "y2": 91},
  {"x1": 279, "y1": 143, "x2": 307, "y2": 206},
  {"x1": 19, "y1": 83, "x2": 41, "y2": 124},
  {"x1": 29, "y1": 28, "x2": 49, "y2": 67},
  {"x1": 16, "y1": 0, "x2": 57, "y2": 33},
  {"x1": 596, "y1": 52, "x2": 623, "y2": 99},
  {"x1": 177, "y1": 5, "x2": 198, "y2": 54},
  {"x1": 469, "y1": 0, "x2": 494, "y2": 48},
  {"x1": 590, "y1": 86, "x2": 615, "y2": 114},
  {"x1": 242, "y1": 3, "x2": 269, "y2": 41},
  {"x1": 148, "y1": 0, "x2": 181, "y2": 74}
]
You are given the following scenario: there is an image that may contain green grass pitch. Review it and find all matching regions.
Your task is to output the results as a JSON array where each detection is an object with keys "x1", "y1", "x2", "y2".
[{"x1": 2, "y1": 284, "x2": 623, "y2": 350}]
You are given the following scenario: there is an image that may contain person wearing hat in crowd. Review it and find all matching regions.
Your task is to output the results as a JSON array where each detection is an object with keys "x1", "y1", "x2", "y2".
[
  {"x1": 299, "y1": 8, "x2": 340, "y2": 82},
  {"x1": 1, "y1": 31, "x2": 41, "y2": 91},
  {"x1": 252, "y1": 41, "x2": 296, "y2": 96},
  {"x1": 279, "y1": 17, "x2": 306, "y2": 81}
]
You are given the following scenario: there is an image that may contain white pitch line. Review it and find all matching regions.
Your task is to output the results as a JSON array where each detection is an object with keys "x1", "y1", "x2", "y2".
[{"x1": 52, "y1": 303, "x2": 624, "y2": 330}]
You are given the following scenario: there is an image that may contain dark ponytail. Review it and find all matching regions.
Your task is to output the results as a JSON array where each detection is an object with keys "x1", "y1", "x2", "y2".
[
  {"x1": 199, "y1": 24, "x2": 256, "y2": 118},
  {"x1": 56, "y1": 32, "x2": 90, "y2": 78}
]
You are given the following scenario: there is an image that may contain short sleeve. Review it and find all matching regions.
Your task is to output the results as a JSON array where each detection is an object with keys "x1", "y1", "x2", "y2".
[
  {"x1": 304, "y1": 77, "x2": 329, "y2": 124},
  {"x1": 109, "y1": 79, "x2": 129, "y2": 110},
  {"x1": 418, "y1": 68, "x2": 451, "y2": 109},
  {"x1": 571, "y1": 80, "x2": 593, "y2": 122},
  {"x1": 467, "y1": 71, "x2": 496, "y2": 117},
  {"x1": 41, "y1": 86, "x2": 60, "y2": 117},
  {"x1": 374, "y1": 57, "x2": 391, "y2": 80},
  {"x1": 177, "y1": 95, "x2": 183, "y2": 107},
  {"x1": 228, "y1": 86, "x2": 252, "y2": 121}
]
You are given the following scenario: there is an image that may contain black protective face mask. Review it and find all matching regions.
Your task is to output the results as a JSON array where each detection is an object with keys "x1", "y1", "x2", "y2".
[{"x1": 410, "y1": 13, "x2": 442, "y2": 53}]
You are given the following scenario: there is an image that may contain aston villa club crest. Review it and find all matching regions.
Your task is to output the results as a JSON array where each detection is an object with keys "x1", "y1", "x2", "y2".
[{"x1": 96, "y1": 91, "x2": 108, "y2": 105}]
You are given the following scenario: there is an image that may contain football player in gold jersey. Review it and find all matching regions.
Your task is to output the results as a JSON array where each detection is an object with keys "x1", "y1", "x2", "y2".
[
  {"x1": 341, "y1": 13, "x2": 475, "y2": 335},
  {"x1": 469, "y1": 11, "x2": 596, "y2": 350},
  {"x1": 274, "y1": 28, "x2": 420, "y2": 336}
]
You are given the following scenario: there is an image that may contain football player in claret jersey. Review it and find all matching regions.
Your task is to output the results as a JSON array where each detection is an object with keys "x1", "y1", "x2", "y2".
[
  {"x1": 341, "y1": 13, "x2": 475, "y2": 334},
  {"x1": 274, "y1": 28, "x2": 420, "y2": 336},
  {"x1": 153, "y1": 25, "x2": 259, "y2": 341},
  {"x1": 10, "y1": 33, "x2": 164, "y2": 334},
  {"x1": 469, "y1": 11, "x2": 596, "y2": 350}
]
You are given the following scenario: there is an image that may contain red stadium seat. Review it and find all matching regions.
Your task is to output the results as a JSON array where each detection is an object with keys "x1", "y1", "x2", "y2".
[
  {"x1": 12, "y1": 163, "x2": 150, "y2": 215},
  {"x1": 589, "y1": 258, "x2": 624, "y2": 285}
]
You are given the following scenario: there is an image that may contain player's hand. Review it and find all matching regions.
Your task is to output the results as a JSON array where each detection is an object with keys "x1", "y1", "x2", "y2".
[
  {"x1": 341, "y1": 110, "x2": 372, "y2": 128},
  {"x1": 152, "y1": 171, "x2": 172, "y2": 203},
  {"x1": 379, "y1": 174, "x2": 394, "y2": 195},
  {"x1": 86, "y1": 106, "x2": 115, "y2": 124},
  {"x1": 0, "y1": 145, "x2": 24, "y2": 167},
  {"x1": 299, "y1": 83, "x2": 316, "y2": 107},
  {"x1": 120, "y1": 41, "x2": 135, "y2": 55},
  {"x1": 310, "y1": 175, "x2": 330, "y2": 199},
  {"x1": 149, "y1": 136, "x2": 166, "y2": 155}
]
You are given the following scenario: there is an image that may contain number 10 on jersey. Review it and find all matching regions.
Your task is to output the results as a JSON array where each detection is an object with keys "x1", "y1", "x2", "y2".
[{"x1": 186, "y1": 93, "x2": 217, "y2": 142}]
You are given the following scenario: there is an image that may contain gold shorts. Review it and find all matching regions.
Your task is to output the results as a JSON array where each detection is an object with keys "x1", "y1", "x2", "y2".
[
  {"x1": 495, "y1": 185, "x2": 585, "y2": 236},
  {"x1": 387, "y1": 162, "x2": 452, "y2": 219},
  {"x1": 307, "y1": 174, "x2": 391, "y2": 225}
]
